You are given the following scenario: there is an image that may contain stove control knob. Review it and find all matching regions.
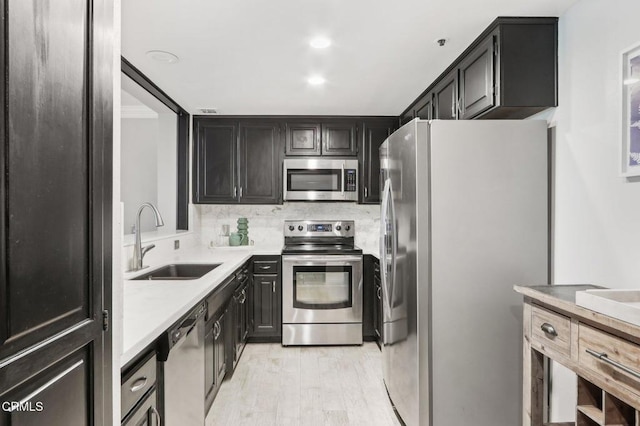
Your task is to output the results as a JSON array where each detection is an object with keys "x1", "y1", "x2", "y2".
[
  {"x1": 288, "y1": 225, "x2": 295, "y2": 231},
  {"x1": 345, "y1": 225, "x2": 351, "y2": 231},
  {"x1": 336, "y1": 225, "x2": 342, "y2": 231},
  {"x1": 298, "y1": 225, "x2": 304, "y2": 231}
]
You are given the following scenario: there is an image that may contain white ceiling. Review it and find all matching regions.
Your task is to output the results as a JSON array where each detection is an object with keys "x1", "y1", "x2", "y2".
[{"x1": 122, "y1": 0, "x2": 578, "y2": 116}]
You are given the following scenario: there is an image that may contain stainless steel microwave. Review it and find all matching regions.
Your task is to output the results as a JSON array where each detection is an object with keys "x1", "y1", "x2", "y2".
[{"x1": 283, "y1": 158, "x2": 359, "y2": 201}]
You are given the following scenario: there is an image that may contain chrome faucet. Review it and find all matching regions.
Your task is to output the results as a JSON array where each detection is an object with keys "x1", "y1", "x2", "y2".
[{"x1": 131, "y1": 202, "x2": 165, "y2": 271}]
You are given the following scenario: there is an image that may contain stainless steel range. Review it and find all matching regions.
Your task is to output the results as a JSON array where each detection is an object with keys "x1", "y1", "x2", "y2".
[{"x1": 282, "y1": 220, "x2": 363, "y2": 346}]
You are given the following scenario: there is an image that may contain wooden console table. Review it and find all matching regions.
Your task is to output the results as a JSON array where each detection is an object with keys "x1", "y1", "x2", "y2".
[{"x1": 515, "y1": 285, "x2": 640, "y2": 426}]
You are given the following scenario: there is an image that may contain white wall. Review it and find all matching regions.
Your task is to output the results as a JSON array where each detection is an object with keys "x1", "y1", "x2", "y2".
[
  {"x1": 121, "y1": 118, "x2": 158, "y2": 233},
  {"x1": 549, "y1": 0, "x2": 640, "y2": 420}
]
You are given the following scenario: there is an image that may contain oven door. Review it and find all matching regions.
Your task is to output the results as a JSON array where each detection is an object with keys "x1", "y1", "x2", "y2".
[{"x1": 282, "y1": 255, "x2": 363, "y2": 324}]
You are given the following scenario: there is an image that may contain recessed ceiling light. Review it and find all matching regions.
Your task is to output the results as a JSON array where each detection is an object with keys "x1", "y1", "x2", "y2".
[
  {"x1": 308, "y1": 76, "x2": 326, "y2": 86},
  {"x1": 310, "y1": 37, "x2": 331, "y2": 49},
  {"x1": 146, "y1": 50, "x2": 180, "y2": 64},
  {"x1": 624, "y1": 77, "x2": 639, "y2": 85}
]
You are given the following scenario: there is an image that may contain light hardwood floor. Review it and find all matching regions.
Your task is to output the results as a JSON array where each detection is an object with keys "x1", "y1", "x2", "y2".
[{"x1": 206, "y1": 342, "x2": 402, "y2": 426}]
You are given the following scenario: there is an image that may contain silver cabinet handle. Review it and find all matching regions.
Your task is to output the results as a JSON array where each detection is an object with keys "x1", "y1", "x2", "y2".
[
  {"x1": 272, "y1": 281, "x2": 276, "y2": 293},
  {"x1": 234, "y1": 186, "x2": 237, "y2": 197},
  {"x1": 151, "y1": 406, "x2": 162, "y2": 426},
  {"x1": 259, "y1": 265, "x2": 271, "y2": 270},
  {"x1": 586, "y1": 349, "x2": 640, "y2": 380},
  {"x1": 377, "y1": 287, "x2": 381, "y2": 300},
  {"x1": 240, "y1": 289, "x2": 246, "y2": 304},
  {"x1": 129, "y1": 376, "x2": 148, "y2": 392},
  {"x1": 240, "y1": 187, "x2": 243, "y2": 198},
  {"x1": 540, "y1": 323, "x2": 557, "y2": 337},
  {"x1": 214, "y1": 321, "x2": 221, "y2": 339},
  {"x1": 364, "y1": 186, "x2": 368, "y2": 198}
]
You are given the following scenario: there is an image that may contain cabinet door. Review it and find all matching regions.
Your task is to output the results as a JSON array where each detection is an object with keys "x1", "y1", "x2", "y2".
[
  {"x1": 251, "y1": 274, "x2": 281, "y2": 337},
  {"x1": 322, "y1": 121, "x2": 358, "y2": 156},
  {"x1": 285, "y1": 122, "x2": 321, "y2": 156},
  {"x1": 204, "y1": 324, "x2": 215, "y2": 399},
  {"x1": 375, "y1": 277, "x2": 382, "y2": 345},
  {"x1": 414, "y1": 94, "x2": 433, "y2": 120},
  {"x1": 122, "y1": 390, "x2": 160, "y2": 426},
  {"x1": 459, "y1": 35, "x2": 495, "y2": 119},
  {"x1": 433, "y1": 70, "x2": 459, "y2": 120},
  {"x1": 194, "y1": 120, "x2": 238, "y2": 203},
  {"x1": 214, "y1": 311, "x2": 226, "y2": 386},
  {"x1": 0, "y1": 0, "x2": 111, "y2": 424},
  {"x1": 240, "y1": 281, "x2": 249, "y2": 343},
  {"x1": 238, "y1": 122, "x2": 282, "y2": 204},
  {"x1": 360, "y1": 120, "x2": 395, "y2": 204},
  {"x1": 400, "y1": 110, "x2": 414, "y2": 126}
]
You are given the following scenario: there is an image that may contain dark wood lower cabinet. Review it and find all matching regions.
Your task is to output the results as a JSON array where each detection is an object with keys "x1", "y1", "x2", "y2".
[
  {"x1": 248, "y1": 256, "x2": 282, "y2": 342},
  {"x1": 227, "y1": 265, "x2": 250, "y2": 375},
  {"x1": 205, "y1": 308, "x2": 226, "y2": 412},
  {"x1": 374, "y1": 266, "x2": 383, "y2": 349},
  {"x1": 122, "y1": 390, "x2": 160, "y2": 426}
]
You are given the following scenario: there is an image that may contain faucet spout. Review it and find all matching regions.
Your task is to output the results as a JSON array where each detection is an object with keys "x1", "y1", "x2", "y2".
[{"x1": 130, "y1": 202, "x2": 165, "y2": 271}]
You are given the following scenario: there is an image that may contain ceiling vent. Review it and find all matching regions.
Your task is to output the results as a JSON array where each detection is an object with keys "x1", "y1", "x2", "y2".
[{"x1": 199, "y1": 108, "x2": 218, "y2": 114}]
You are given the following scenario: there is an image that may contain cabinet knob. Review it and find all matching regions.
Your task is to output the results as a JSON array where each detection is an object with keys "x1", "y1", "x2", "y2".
[{"x1": 540, "y1": 323, "x2": 557, "y2": 337}]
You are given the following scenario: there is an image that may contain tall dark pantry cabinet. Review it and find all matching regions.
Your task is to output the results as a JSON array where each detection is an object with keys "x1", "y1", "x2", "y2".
[{"x1": 0, "y1": 1, "x2": 113, "y2": 425}]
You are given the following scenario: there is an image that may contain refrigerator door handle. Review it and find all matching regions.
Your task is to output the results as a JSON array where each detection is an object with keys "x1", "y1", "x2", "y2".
[{"x1": 380, "y1": 179, "x2": 394, "y2": 319}]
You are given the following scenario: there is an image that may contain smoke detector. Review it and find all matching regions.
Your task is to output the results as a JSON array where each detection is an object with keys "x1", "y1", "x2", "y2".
[{"x1": 436, "y1": 38, "x2": 447, "y2": 47}]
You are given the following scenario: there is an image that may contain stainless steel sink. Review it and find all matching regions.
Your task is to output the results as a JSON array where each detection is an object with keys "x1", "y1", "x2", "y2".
[{"x1": 131, "y1": 263, "x2": 221, "y2": 281}]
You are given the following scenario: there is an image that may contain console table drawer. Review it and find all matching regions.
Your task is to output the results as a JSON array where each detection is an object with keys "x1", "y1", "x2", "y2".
[
  {"x1": 530, "y1": 305, "x2": 572, "y2": 359},
  {"x1": 579, "y1": 323, "x2": 640, "y2": 399}
]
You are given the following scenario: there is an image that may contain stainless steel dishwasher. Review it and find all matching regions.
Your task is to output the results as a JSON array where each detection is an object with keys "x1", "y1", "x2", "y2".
[{"x1": 158, "y1": 302, "x2": 206, "y2": 425}]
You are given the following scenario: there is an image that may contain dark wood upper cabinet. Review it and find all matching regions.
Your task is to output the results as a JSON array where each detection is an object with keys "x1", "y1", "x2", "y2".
[
  {"x1": 285, "y1": 122, "x2": 321, "y2": 156},
  {"x1": 459, "y1": 35, "x2": 495, "y2": 119},
  {"x1": 433, "y1": 70, "x2": 458, "y2": 120},
  {"x1": 194, "y1": 118, "x2": 283, "y2": 204},
  {"x1": 1, "y1": 0, "x2": 113, "y2": 423},
  {"x1": 360, "y1": 119, "x2": 396, "y2": 204},
  {"x1": 400, "y1": 17, "x2": 558, "y2": 121},
  {"x1": 194, "y1": 121, "x2": 238, "y2": 203},
  {"x1": 321, "y1": 121, "x2": 357, "y2": 156},
  {"x1": 400, "y1": 110, "x2": 414, "y2": 127},
  {"x1": 239, "y1": 122, "x2": 282, "y2": 204},
  {"x1": 414, "y1": 94, "x2": 433, "y2": 120},
  {"x1": 285, "y1": 120, "x2": 357, "y2": 156}
]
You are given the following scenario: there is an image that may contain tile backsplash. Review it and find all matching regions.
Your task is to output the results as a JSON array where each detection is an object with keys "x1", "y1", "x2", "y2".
[{"x1": 196, "y1": 203, "x2": 380, "y2": 253}]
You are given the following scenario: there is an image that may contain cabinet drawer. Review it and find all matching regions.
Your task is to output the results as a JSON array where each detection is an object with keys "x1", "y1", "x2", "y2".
[
  {"x1": 253, "y1": 260, "x2": 278, "y2": 274},
  {"x1": 530, "y1": 305, "x2": 571, "y2": 359},
  {"x1": 121, "y1": 353, "x2": 157, "y2": 420},
  {"x1": 579, "y1": 324, "x2": 640, "y2": 398}
]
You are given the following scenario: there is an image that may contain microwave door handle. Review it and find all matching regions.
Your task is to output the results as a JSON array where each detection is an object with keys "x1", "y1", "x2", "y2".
[{"x1": 341, "y1": 162, "x2": 345, "y2": 195}]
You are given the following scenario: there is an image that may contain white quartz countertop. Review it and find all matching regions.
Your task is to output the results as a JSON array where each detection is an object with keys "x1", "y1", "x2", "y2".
[{"x1": 121, "y1": 245, "x2": 281, "y2": 367}]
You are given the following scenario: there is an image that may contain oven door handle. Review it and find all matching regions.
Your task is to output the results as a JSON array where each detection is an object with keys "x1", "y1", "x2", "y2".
[{"x1": 282, "y1": 255, "x2": 363, "y2": 264}]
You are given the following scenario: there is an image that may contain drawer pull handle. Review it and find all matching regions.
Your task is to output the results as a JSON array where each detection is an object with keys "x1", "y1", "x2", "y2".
[
  {"x1": 540, "y1": 323, "x2": 557, "y2": 337},
  {"x1": 259, "y1": 265, "x2": 271, "y2": 270},
  {"x1": 586, "y1": 349, "x2": 640, "y2": 380},
  {"x1": 129, "y1": 377, "x2": 148, "y2": 392},
  {"x1": 151, "y1": 405, "x2": 162, "y2": 426}
]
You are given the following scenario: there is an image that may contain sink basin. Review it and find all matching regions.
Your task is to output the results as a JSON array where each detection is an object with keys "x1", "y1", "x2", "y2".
[
  {"x1": 131, "y1": 263, "x2": 221, "y2": 281},
  {"x1": 576, "y1": 289, "x2": 640, "y2": 326}
]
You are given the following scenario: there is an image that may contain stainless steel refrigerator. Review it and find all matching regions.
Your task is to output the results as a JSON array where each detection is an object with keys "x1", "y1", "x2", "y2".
[{"x1": 380, "y1": 119, "x2": 548, "y2": 426}]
